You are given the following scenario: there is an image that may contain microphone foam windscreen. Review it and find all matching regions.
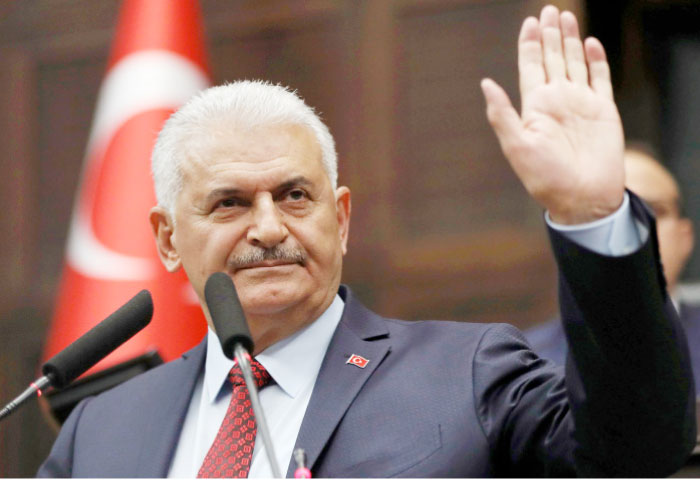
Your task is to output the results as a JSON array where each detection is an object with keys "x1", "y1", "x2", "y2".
[
  {"x1": 204, "y1": 272, "x2": 254, "y2": 358},
  {"x1": 42, "y1": 290, "x2": 153, "y2": 389}
]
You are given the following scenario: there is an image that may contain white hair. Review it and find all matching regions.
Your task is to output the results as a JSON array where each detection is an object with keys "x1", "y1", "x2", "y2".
[{"x1": 151, "y1": 80, "x2": 338, "y2": 214}]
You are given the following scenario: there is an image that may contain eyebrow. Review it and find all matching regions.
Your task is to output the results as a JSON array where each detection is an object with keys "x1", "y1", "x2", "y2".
[
  {"x1": 275, "y1": 176, "x2": 313, "y2": 193},
  {"x1": 204, "y1": 188, "x2": 243, "y2": 205},
  {"x1": 204, "y1": 176, "x2": 314, "y2": 204}
]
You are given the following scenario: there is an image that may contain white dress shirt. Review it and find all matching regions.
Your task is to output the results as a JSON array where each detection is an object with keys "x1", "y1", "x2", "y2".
[
  {"x1": 167, "y1": 295, "x2": 344, "y2": 477},
  {"x1": 545, "y1": 192, "x2": 645, "y2": 256},
  {"x1": 167, "y1": 193, "x2": 642, "y2": 477}
]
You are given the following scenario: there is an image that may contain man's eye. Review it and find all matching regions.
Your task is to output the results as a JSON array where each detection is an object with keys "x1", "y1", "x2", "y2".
[
  {"x1": 219, "y1": 198, "x2": 239, "y2": 208},
  {"x1": 287, "y1": 189, "x2": 307, "y2": 201}
]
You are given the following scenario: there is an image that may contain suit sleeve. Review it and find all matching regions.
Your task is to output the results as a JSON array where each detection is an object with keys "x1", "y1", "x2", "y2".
[
  {"x1": 474, "y1": 191, "x2": 696, "y2": 477},
  {"x1": 548, "y1": 190, "x2": 696, "y2": 476},
  {"x1": 36, "y1": 397, "x2": 91, "y2": 477}
]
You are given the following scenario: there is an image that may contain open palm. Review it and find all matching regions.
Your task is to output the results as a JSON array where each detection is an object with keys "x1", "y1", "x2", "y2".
[{"x1": 482, "y1": 6, "x2": 625, "y2": 224}]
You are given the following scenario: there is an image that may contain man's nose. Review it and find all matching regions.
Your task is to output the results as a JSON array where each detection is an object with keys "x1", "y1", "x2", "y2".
[{"x1": 247, "y1": 195, "x2": 288, "y2": 248}]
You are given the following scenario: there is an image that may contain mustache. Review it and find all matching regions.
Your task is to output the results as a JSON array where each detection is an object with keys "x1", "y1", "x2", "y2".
[{"x1": 228, "y1": 245, "x2": 307, "y2": 270}]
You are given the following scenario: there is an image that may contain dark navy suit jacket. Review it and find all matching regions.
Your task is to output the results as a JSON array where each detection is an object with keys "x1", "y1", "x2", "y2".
[
  {"x1": 38, "y1": 193, "x2": 697, "y2": 477},
  {"x1": 526, "y1": 301, "x2": 700, "y2": 396}
]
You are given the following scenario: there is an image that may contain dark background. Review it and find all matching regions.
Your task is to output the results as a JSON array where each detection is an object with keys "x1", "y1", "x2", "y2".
[{"x1": 0, "y1": 0, "x2": 698, "y2": 476}]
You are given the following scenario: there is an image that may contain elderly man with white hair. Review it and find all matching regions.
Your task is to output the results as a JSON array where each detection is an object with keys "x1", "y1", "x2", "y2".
[{"x1": 39, "y1": 5, "x2": 695, "y2": 478}]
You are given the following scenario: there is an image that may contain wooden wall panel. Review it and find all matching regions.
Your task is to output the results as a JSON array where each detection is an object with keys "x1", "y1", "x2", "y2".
[
  {"x1": 0, "y1": 48, "x2": 48, "y2": 475},
  {"x1": 370, "y1": 0, "x2": 557, "y2": 322},
  {"x1": 0, "y1": 48, "x2": 37, "y2": 310},
  {"x1": 209, "y1": 13, "x2": 352, "y2": 151},
  {"x1": 36, "y1": 59, "x2": 105, "y2": 298}
]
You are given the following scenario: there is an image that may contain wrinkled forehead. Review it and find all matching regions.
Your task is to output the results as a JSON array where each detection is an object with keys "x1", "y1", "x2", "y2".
[{"x1": 177, "y1": 122, "x2": 326, "y2": 189}]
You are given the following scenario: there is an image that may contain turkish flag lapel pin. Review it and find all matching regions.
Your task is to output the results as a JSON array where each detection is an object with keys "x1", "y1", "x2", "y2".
[{"x1": 346, "y1": 354, "x2": 370, "y2": 368}]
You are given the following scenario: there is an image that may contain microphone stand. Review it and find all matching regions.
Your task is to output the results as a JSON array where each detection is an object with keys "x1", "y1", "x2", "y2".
[
  {"x1": 0, "y1": 375, "x2": 52, "y2": 422},
  {"x1": 234, "y1": 344, "x2": 282, "y2": 478}
]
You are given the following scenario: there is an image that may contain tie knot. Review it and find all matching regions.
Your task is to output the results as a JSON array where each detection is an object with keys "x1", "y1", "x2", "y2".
[{"x1": 228, "y1": 358, "x2": 271, "y2": 389}]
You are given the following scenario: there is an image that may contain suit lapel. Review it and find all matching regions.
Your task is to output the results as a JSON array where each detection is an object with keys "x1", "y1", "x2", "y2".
[
  {"x1": 288, "y1": 287, "x2": 391, "y2": 477},
  {"x1": 135, "y1": 338, "x2": 207, "y2": 477}
]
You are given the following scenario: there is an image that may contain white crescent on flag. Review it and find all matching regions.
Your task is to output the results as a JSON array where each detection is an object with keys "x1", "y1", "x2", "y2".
[{"x1": 66, "y1": 50, "x2": 209, "y2": 281}]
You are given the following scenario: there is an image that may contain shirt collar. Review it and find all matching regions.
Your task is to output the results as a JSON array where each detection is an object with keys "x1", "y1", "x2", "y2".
[{"x1": 204, "y1": 294, "x2": 345, "y2": 403}]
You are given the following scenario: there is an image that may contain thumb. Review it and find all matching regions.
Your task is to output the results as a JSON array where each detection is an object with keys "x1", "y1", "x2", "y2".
[{"x1": 481, "y1": 78, "x2": 523, "y2": 155}]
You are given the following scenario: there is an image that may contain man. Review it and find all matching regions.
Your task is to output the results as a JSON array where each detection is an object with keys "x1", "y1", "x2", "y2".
[
  {"x1": 38, "y1": 6, "x2": 696, "y2": 477},
  {"x1": 525, "y1": 146, "x2": 700, "y2": 392}
]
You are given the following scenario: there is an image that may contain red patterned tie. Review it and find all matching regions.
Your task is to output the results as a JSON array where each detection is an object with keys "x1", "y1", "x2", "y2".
[{"x1": 198, "y1": 359, "x2": 271, "y2": 478}]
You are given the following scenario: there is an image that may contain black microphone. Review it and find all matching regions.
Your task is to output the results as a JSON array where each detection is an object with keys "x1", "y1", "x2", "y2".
[
  {"x1": 0, "y1": 289, "x2": 153, "y2": 422},
  {"x1": 43, "y1": 289, "x2": 153, "y2": 388},
  {"x1": 204, "y1": 273, "x2": 282, "y2": 478},
  {"x1": 205, "y1": 272, "x2": 253, "y2": 358}
]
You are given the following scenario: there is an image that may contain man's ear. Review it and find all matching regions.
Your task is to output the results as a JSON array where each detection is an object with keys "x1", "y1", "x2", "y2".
[
  {"x1": 149, "y1": 206, "x2": 182, "y2": 272},
  {"x1": 335, "y1": 186, "x2": 351, "y2": 255}
]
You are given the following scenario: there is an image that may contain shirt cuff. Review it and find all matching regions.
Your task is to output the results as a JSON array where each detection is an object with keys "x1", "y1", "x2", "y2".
[{"x1": 545, "y1": 192, "x2": 648, "y2": 256}]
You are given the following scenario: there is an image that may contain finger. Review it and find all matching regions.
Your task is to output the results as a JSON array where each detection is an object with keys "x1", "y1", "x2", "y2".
[
  {"x1": 481, "y1": 78, "x2": 524, "y2": 156},
  {"x1": 518, "y1": 16, "x2": 546, "y2": 100},
  {"x1": 584, "y1": 37, "x2": 614, "y2": 100},
  {"x1": 540, "y1": 5, "x2": 566, "y2": 81},
  {"x1": 560, "y1": 11, "x2": 587, "y2": 85}
]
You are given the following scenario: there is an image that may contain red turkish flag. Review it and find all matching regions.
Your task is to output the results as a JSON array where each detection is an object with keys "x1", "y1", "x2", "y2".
[
  {"x1": 43, "y1": 0, "x2": 210, "y2": 374},
  {"x1": 346, "y1": 354, "x2": 370, "y2": 369}
]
